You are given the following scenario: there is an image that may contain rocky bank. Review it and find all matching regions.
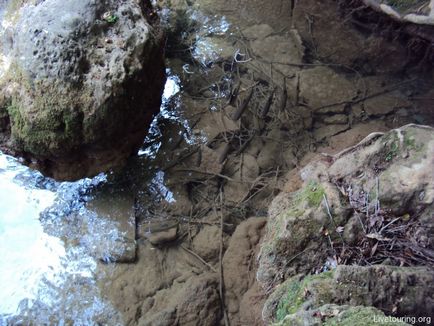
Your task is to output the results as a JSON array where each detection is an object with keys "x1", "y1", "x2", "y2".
[{"x1": 259, "y1": 124, "x2": 434, "y2": 325}]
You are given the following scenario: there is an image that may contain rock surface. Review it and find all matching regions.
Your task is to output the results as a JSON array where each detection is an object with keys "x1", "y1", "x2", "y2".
[
  {"x1": 258, "y1": 124, "x2": 434, "y2": 324},
  {"x1": 0, "y1": 0, "x2": 165, "y2": 180},
  {"x1": 263, "y1": 265, "x2": 434, "y2": 325}
]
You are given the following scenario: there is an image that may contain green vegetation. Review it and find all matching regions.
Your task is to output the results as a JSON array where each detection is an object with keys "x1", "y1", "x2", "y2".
[
  {"x1": 103, "y1": 13, "x2": 119, "y2": 24},
  {"x1": 2, "y1": 63, "x2": 86, "y2": 156},
  {"x1": 382, "y1": 129, "x2": 425, "y2": 163},
  {"x1": 299, "y1": 181, "x2": 326, "y2": 208},
  {"x1": 383, "y1": 131, "x2": 400, "y2": 162},
  {"x1": 275, "y1": 271, "x2": 333, "y2": 322}
]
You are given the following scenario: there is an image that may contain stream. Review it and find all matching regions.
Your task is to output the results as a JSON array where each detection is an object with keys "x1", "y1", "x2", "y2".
[{"x1": 1, "y1": 0, "x2": 434, "y2": 324}]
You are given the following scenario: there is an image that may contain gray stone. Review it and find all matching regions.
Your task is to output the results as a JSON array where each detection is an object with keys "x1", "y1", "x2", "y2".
[
  {"x1": 242, "y1": 24, "x2": 274, "y2": 40},
  {"x1": 364, "y1": 95, "x2": 412, "y2": 116},
  {"x1": 299, "y1": 67, "x2": 357, "y2": 109},
  {"x1": 323, "y1": 114, "x2": 348, "y2": 125},
  {"x1": 313, "y1": 123, "x2": 350, "y2": 141}
]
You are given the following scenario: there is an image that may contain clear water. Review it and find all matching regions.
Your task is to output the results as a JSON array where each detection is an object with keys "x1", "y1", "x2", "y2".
[
  {"x1": 0, "y1": 154, "x2": 125, "y2": 325},
  {"x1": 0, "y1": 6, "x2": 232, "y2": 324}
]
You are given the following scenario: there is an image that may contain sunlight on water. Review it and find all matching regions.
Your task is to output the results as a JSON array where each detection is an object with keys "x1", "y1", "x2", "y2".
[
  {"x1": 0, "y1": 153, "x2": 122, "y2": 325},
  {"x1": 0, "y1": 154, "x2": 63, "y2": 315}
]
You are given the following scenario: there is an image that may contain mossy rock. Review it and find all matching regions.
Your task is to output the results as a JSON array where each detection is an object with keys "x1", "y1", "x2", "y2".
[
  {"x1": 274, "y1": 304, "x2": 410, "y2": 326},
  {"x1": 264, "y1": 265, "x2": 434, "y2": 325},
  {"x1": 274, "y1": 272, "x2": 334, "y2": 322},
  {"x1": 257, "y1": 180, "x2": 350, "y2": 288},
  {"x1": 0, "y1": 0, "x2": 165, "y2": 180}
]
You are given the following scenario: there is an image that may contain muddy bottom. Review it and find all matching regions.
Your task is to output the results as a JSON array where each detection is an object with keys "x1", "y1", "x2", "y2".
[{"x1": 1, "y1": 0, "x2": 434, "y2": 325}]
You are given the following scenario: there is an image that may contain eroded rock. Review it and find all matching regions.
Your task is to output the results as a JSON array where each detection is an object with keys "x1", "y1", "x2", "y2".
[
  {"x1": 264, "y1": 265, "x2": 434, "y2": 325},
  {"x1": 222, "y1": 217, "x2": 267, "y2": 324},
  {"x1": 258, "y1": 124, "x2": 434, "y2": 325},
  {"x1": 0, "y1": 0, "x2": 165, "y2": 180}
]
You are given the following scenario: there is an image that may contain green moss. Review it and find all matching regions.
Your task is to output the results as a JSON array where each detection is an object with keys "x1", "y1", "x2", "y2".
[
  {"x1": 275, "y1": 271, "x2": 334, "y2": 322},
  {"x1": 2, "y1": 63, "x2": 86, "y2": 155},
  {"x1": 296, "y1": 181, "x2": 326, "y2": 208},
  {"x1": 384, "y1": 133, "x2": 399, "y2": 162},
  {"x1": 104, "y1": 14, "x2": 118, "y2": 24},
  {"x1": 403, "y1": 131, "x2": 423, "y2": 152}
]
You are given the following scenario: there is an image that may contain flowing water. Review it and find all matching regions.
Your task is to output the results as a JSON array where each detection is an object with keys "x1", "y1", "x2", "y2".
[{"x1": 0, "y1": 7, "x2": 232, "y2": 324}]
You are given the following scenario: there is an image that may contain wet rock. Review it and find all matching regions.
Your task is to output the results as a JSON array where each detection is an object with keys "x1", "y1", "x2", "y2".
[
  {"x1": 313, "y1": 123, "x2": 350, "y2": 141},
  {"x1": 224, "y1": 153, "x2": 260, "y2": 204},
  {"x1": 250, "y1": 33, "x2": 303, "y2": 76},
  {"x1": 174, "y1": 275, "x2": 221, "y2": 325},
  {"x1": 293, "y1": 106, "x2": 314, "y2": 129},
  {"x1": 201, "y1": 145, "x2": 224, "y2": 174},
  {"x1": 320, "y1": 120, "x2": 389, "y2": 155},
  {"x1": 257, "y1": 180, "x2": 350, "y2": 289},
  {"x1": 87, "y1": 189, "x2": 137, "y2": 263},
  {"x1": 242, "y1": 24, "x2": 274, "y2": 40},
  {"x1": 259, "y1": 124, "x2": 434, "y2": 324},
  {"x1": 104, "y1": 241, "x2": 222, "y2": 325},
  {"x1": 198, "y1": 0, "x2": 294, "y2": 30},
  {"x1": 298, "y1": 67, "x2": 357, "y2": 110},
  {"x1": 194, "y1": 36, "x2": 235, "y2": 65},
  {"x1": 201, "y1": 110, "x2": 239, "y2": 141},
  {"x1": 138, "y1": 220, "x2": 179, "y2": 246},
  {"x1": 256, "y1": 129, "x2": 294, "y2": 171},
  {"x1": 0, "y1": 0, "x2": 165, "y2": 180},
  {"x1": 328, "y1": 124, "x2": 434, "y2": 215},
  {"x1": 273, "y1": 304, "x2": 409, "y2": 326},
  {"x1": 191, "y1": 225, "x2": 222, "y2": 262},
  {"x1": 222, "y1": 217, "x2": 267, "y2": 324}
]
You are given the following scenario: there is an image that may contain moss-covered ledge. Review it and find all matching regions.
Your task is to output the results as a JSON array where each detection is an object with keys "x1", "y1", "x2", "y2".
[{"x1": 262, "y1": 265, "x2": 434, "y2": 325}]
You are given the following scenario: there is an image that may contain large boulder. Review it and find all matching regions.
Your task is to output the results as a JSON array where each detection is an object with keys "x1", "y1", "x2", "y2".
[{"x1": 0, "y1": 0, "x2": 165, "y2": 180}]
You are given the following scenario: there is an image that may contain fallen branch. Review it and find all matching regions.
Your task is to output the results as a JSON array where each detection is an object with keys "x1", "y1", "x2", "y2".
[{"x1": 180, "y1": 245, "x2": 217, "y2": 273}]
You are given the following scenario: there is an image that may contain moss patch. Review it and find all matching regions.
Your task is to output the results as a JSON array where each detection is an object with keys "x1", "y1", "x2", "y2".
[
  {"x1": 275, "y1": 271, "x2": 334, "y2": 322},
  {"x1": 2, "y1": 63, "x2": 88, "y2": 156},
  {"x1": 295, "y1": 181, "x2": 326, "y2": 208}
]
